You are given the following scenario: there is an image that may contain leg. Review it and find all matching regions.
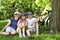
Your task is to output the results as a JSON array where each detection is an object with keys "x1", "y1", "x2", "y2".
[
  {"x1": 16, "y1": 27, "x2": 20, "y2": 33},
  {"x1": 0, "y1": 27, "x2": 16, "y2": 35},
  {"x1": 22, "y1": 28, "x2": 26, "y2": 37},
  {"x1": 36, "y1": 22, "x2": 39, "y2": 36},
  {"x1": 0, "y1": 27, "x2": 12, "y2": 35},
  {"x1": 0, "y1": 31, "x2": 16, "y2": 35},
  {"x1": 0, "y1": 32, "x2": 9, "y2": 35},
  {"x1": 19, "y1": 28, "x2": 22, "y2": 38},
  {"x1": 26, "y1": 29, "x2": 31, "y2": 37},
  {"x1": 10, "y1": 29, "x2": 16, "y2": 35}
]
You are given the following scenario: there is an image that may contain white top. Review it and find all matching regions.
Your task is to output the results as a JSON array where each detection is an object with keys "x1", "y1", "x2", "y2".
[{"x1": 26, "y1": 18, "x2": 36, "y2": 28}]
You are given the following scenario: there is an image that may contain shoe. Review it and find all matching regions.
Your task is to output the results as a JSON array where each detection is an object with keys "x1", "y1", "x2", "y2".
[
  {"x1": 19, "y1": 33, "x2": 23, "y2": 38},
  {"x1": 23, "y1": 35, "x2": 26, "y2": 37}
]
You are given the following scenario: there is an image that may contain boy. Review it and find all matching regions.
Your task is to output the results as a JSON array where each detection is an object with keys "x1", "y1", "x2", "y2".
[{"x1": 26, "y1": 12, "x2": 39, "y2": 37}]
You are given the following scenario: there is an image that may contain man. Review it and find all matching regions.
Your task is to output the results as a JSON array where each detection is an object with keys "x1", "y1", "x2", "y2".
[
  {"x1": 26, "y1": 12, "x2": 39, "y2": 37},
  {"x1": 0, "y1": 11, "x2": 20, "y2": 35}
]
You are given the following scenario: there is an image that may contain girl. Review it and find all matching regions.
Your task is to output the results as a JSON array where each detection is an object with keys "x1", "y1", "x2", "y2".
[{"x1": 17, "y1": 12, "x2": 27, "y2": 38}]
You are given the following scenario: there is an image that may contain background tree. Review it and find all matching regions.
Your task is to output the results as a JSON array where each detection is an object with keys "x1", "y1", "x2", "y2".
[
  {"x1": 0, "y1": 0, "x2": 51, "y2": 19},
  {"x1": 50, "y1": 0, "x2": 60, "y2": 33}
]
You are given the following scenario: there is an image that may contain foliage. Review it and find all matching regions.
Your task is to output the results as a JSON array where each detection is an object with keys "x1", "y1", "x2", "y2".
[{"x1": 0, "y1": 0, "x2": 51, "y2": 19}]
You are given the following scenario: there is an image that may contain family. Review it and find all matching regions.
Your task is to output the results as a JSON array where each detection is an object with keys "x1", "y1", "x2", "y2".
[{"x1": 0, "y1": 11, "x2": 39, "y2": 38}]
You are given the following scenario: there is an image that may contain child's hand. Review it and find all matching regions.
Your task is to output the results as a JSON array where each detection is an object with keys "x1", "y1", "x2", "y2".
[
  {"x1": 31, "y1": 24, "x2": 33, "y2": 26},
  {"x1": 18, "y1": 23, "x2": 23, "y2": 28},
  {"x1": 31, "y1": 22, "x2": 34, "y2": 26},
  {"x1": 22, "y1": 23, "x2": 27, "y2": 28},
  {"x1": 22, "y1": 23, "x2": 25, "y2": 27}
]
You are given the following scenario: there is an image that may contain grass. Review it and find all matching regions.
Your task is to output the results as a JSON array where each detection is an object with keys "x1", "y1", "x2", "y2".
[{"x1": 0, "y1": 20, "x2": 60, "y2": 40}]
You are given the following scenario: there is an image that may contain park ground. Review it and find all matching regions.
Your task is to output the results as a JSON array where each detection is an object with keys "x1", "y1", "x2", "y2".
[{"x1": 0, "y1": 20, "x2": 60, "y2": 40}]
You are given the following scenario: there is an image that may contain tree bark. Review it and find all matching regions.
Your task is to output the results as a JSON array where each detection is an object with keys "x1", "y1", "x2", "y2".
[{"x1": 50, "y1": 0, "x2": 60, "y2": 32}]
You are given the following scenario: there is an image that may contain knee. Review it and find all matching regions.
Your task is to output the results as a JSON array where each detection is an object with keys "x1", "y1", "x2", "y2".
[
  {"x1": 16, "y1": 28, "x2": 19, "y2": 33},
  {"x1": 16, "y1": 27, "x2": 21, "y2": 33},
  {"x1": 26, "y1": 30, "x2": 29, "y2": 33},
  {"x1": 11, "y1": 31, "x2": 16, "y2": 35}
]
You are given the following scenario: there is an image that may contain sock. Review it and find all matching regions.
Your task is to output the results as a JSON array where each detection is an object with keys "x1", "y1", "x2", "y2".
[
  {"x1": 19, "y1": 32, "x2": 22, "y2": 38},
  {"x1": 23, "y1": 28, "x2": 26, "y2": 37}
]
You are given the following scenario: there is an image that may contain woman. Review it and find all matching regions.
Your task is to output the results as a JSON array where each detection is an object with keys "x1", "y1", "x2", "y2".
[{"x1": 0, "y1": 11, "x2": 20, "y2": 35}]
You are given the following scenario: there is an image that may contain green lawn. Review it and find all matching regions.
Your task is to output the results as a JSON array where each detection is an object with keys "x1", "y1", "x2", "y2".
[{"x1": 0, "y1": 20, "x2": 60, "y2": 40}]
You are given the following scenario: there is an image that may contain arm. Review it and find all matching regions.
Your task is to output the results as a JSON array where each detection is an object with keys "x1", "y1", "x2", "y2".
[
  {"x1": 1, "y1": 19, "x2": 11, "y2": 32},
  {"x1": 17, "y1": 22, "x2": 26, "y2": 28},
  {"x1": 35, "y1": 22, "x2": 39, "y2": 36},
  {"x1": 32, "y1": 16, "x2": 40, "y2": 24},
  {"x1": 17, "y1": 20, "x2": 23, "y2": 28},
  {"x1": 17, "y1": 20, "x2": 20, "y2": 27},
  {"x1": 22, "y1": 21, "x2": 28, "y2": 27},
  {"x1": 17, "y1": 19, "x2": 27, "y2": 28},
  {"x1": 17, "y1": 19, "x2": 22, "y2": 27},
  {"x1": 36, "y1": 22, "x2": 39, "y2": 33}
]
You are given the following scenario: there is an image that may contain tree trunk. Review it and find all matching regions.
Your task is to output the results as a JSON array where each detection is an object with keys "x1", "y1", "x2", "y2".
[{"x1": 50, "y1": 0, "x2": 60, "y2": 33}]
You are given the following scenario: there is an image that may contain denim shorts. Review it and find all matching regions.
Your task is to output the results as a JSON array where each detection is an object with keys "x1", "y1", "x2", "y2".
[{"x1": 6, "y1": 26, "x2": 15, "y2": 32}]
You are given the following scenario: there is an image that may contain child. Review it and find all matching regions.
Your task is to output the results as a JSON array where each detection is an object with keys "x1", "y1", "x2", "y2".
[
  {"x1": 26, "y1": 12, "x2": 39, "y2": 37},
  {"x1": 17, "y1": 12, "x2": 27, "y2": 38}
]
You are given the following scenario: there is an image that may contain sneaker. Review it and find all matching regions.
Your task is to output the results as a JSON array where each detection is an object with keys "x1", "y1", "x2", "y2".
[
  {"x1": 23, "y1": 35, "x2": 26, "y2": 37},
  {"x1": 19, "y1": 33, "x2": 23, "y2": 38}
]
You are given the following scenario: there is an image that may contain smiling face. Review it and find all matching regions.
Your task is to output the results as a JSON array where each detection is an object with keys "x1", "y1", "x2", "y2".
[
  {"x1": 28, "y1": 14, "x2": 32, "y2": 19},
  {"x1": 14, "y1": 14, "x2": 20, "y2": 18},
  {"x1": 22, "y1": 15, "x2": 26, "y2": 20}
]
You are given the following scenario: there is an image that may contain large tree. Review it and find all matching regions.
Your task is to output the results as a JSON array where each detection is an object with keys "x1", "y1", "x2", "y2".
[{"x1": 50, "y1": 0, "x2": 60, "y2": 33}]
